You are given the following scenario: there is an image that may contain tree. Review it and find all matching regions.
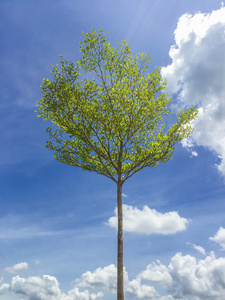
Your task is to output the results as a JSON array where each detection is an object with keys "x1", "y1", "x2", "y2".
[{"x1": 36, "y1": 28, "x2": 197, "y2": 300}]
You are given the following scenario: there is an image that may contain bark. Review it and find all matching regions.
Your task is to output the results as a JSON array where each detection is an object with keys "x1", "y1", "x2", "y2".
[{"x1": 117, "y1": 180, "x2": 124, "y2": 300}]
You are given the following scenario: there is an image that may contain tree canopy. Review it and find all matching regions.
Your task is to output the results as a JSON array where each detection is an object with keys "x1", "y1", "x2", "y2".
[{"x1": 37, "y1": 28, "x2": 197, "y2": 184}]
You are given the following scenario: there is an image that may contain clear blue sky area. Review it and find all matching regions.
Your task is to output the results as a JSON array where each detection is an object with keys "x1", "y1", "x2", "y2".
[{"x1": 1, "y1": 1, "x2": 225, "y2": 299}]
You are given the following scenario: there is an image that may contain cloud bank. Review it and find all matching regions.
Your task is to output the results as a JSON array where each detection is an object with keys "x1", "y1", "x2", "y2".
[
  {"x1": 0, "y1": 275, "x2": 103, "y2": 300},
  {"x1": 107, "y1": 204, "x2": 188, "y2": 235},
  {"x1": 161, "y1": 6, "x2": 225, "y2": 176},
  {"x1": 1, "y1": 228, "x2": 225, "y2": 300}
]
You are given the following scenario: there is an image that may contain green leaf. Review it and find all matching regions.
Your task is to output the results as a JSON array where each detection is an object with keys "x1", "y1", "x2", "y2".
[{"x1": 36, "y1": 28, "x2": 198, "y2": 184}]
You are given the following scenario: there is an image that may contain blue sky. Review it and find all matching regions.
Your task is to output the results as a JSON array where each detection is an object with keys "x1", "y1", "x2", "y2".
[{"x1": 1, "y1": 0, "x2": 225, "y2": 299}]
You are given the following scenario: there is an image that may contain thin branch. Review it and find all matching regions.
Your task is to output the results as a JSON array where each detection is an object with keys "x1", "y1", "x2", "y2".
[{"x1": 56, "y1": 157, "x2": 117, "y2": 183}]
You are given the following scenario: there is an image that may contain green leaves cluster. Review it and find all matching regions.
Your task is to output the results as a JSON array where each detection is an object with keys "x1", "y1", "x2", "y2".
[{"x1": 37, "y1": 28, "x2": 197, "y2": 184}]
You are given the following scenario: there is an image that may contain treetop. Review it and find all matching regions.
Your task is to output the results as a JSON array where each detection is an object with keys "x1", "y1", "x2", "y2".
[{"x1": 37, "y1": 28, "x2": 198, "y2": 184}]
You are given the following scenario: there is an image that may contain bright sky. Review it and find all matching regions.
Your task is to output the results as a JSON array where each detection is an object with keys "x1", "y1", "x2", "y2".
[{"x1": 1, "y1": 0, "x2": 225, "y2": 299}]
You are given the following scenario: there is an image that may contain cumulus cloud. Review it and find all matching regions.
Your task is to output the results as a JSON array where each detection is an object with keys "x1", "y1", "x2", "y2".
[
  {"x1": 11, "y1": 275, "x2": 61, "y2": 299},
  {"x1": 5, "y1": 262, "x2": 29, "y2": 274},
  {"x1": 107, "y1": 204, "x2": 188, "y2": 235},
  {"x1": 69, "y1": 250, "x2": 225, "y2": 299},
  {"x1": 126, "y1": 278, "x2": 174, "y2": 299},
  {"x1": 138, "y1": 251, "x2": 225, "y2": 299},
  {"x1": 210, "y1": 227, "x2": 225, "y2": 250},
  {"x1": 75, "y1": 264, "x2": 118, "y2": 292},
  {"x1": 66, "y1": 288, "x2": 103, "y2": 300},
  {"x1": 137, "y1": 260, "x2": 173, "y2": 288},
  {"x1": 161, "y1": 6, "x2": 225, "y2": 176},
  {"x1": 0, "y1": 277, "x2": 10, "y2": 294},
  {"x1": 75, "y1": 264, "x2": 172, "y2": 300},
  {"x1": 73, "y1": 228, "x2": 225, "y2": 299},
  {"x1": 1, "y1": 238, "x2": 225, "y2": 299},
  {"x1": 1, "y1": 275, "x2": 103, "y2": 300}
]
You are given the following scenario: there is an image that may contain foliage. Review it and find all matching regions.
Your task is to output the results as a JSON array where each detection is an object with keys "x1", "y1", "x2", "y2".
[{"x1": 37, "y1": 28, "x2": 197, "y2": 184}]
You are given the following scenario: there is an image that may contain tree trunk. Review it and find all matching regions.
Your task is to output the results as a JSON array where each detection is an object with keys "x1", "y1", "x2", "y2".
[{"x1": 117, "y1": 180, "x2": 124, "y2": 300}]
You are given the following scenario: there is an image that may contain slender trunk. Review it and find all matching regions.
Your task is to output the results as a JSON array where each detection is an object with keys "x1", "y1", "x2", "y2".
[{"x1": 117, "y1": 180, "x2": 124, "y2": 300}]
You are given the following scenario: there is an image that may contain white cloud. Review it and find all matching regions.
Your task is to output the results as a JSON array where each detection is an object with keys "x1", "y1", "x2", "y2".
[
  {"x1": 5, "y1": 262, "x2": 29, "y2": 274},
  {"x1": 0, "y1": 277, "x2": 10, "y2": 294},
  {"x1": 75, "y1": 265, "x2": 126, "y2": 297},
  {"x1": 126, "y1": 278, "x2": 174, "y2": 299},
  {"x1": 0, "y1": 283, "x2": 10, "y2": 294},
  {"x1": 1, "y1": 233, "x2": 225, "y2": 300},
  {"x1": 72, "y1": 247, "x2": 225, "y2": 299},
  {"x1": 169, "y1": 251, "x2": 225, "y2": 299},
  {"x1": 138, "y1": 251, "x2": 225, "y2": 299},
  {"x1": 187, "y1": 242, "x2": 206, "y2": 255},
  {"x1": 75, "y1": 264, "x2": 171, "y2": 300},
  {"x1": 137, "y1": 260, "x2": 173, "y2": 288},
  {"x1": 8, "y1": 275, "x2": 103, "y2": 300},
  {"x1": 107, "y1": 204, "x2": 188, "y2": 235},
  {"x1": 75, "y1": 264, "x2": 118, "y2": 292},
  {"x1": 191, "y1": 150, "x2": 198, "y2": 157},
  {"x1": 11, "y1": 275, "x2": 61, "y2": 299},
  {"x1": 161, "y1": 6, "x2": 225, "y2": 176},
  {"x1": 66, "y1": 288, "x2": 103, "y2": 300},
  {"x1": 192, "y1": 244, "x2": 206, "y2": 256},
  {"x1": 210, "y1": 227, "x2": 225, "y2": 250}
]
